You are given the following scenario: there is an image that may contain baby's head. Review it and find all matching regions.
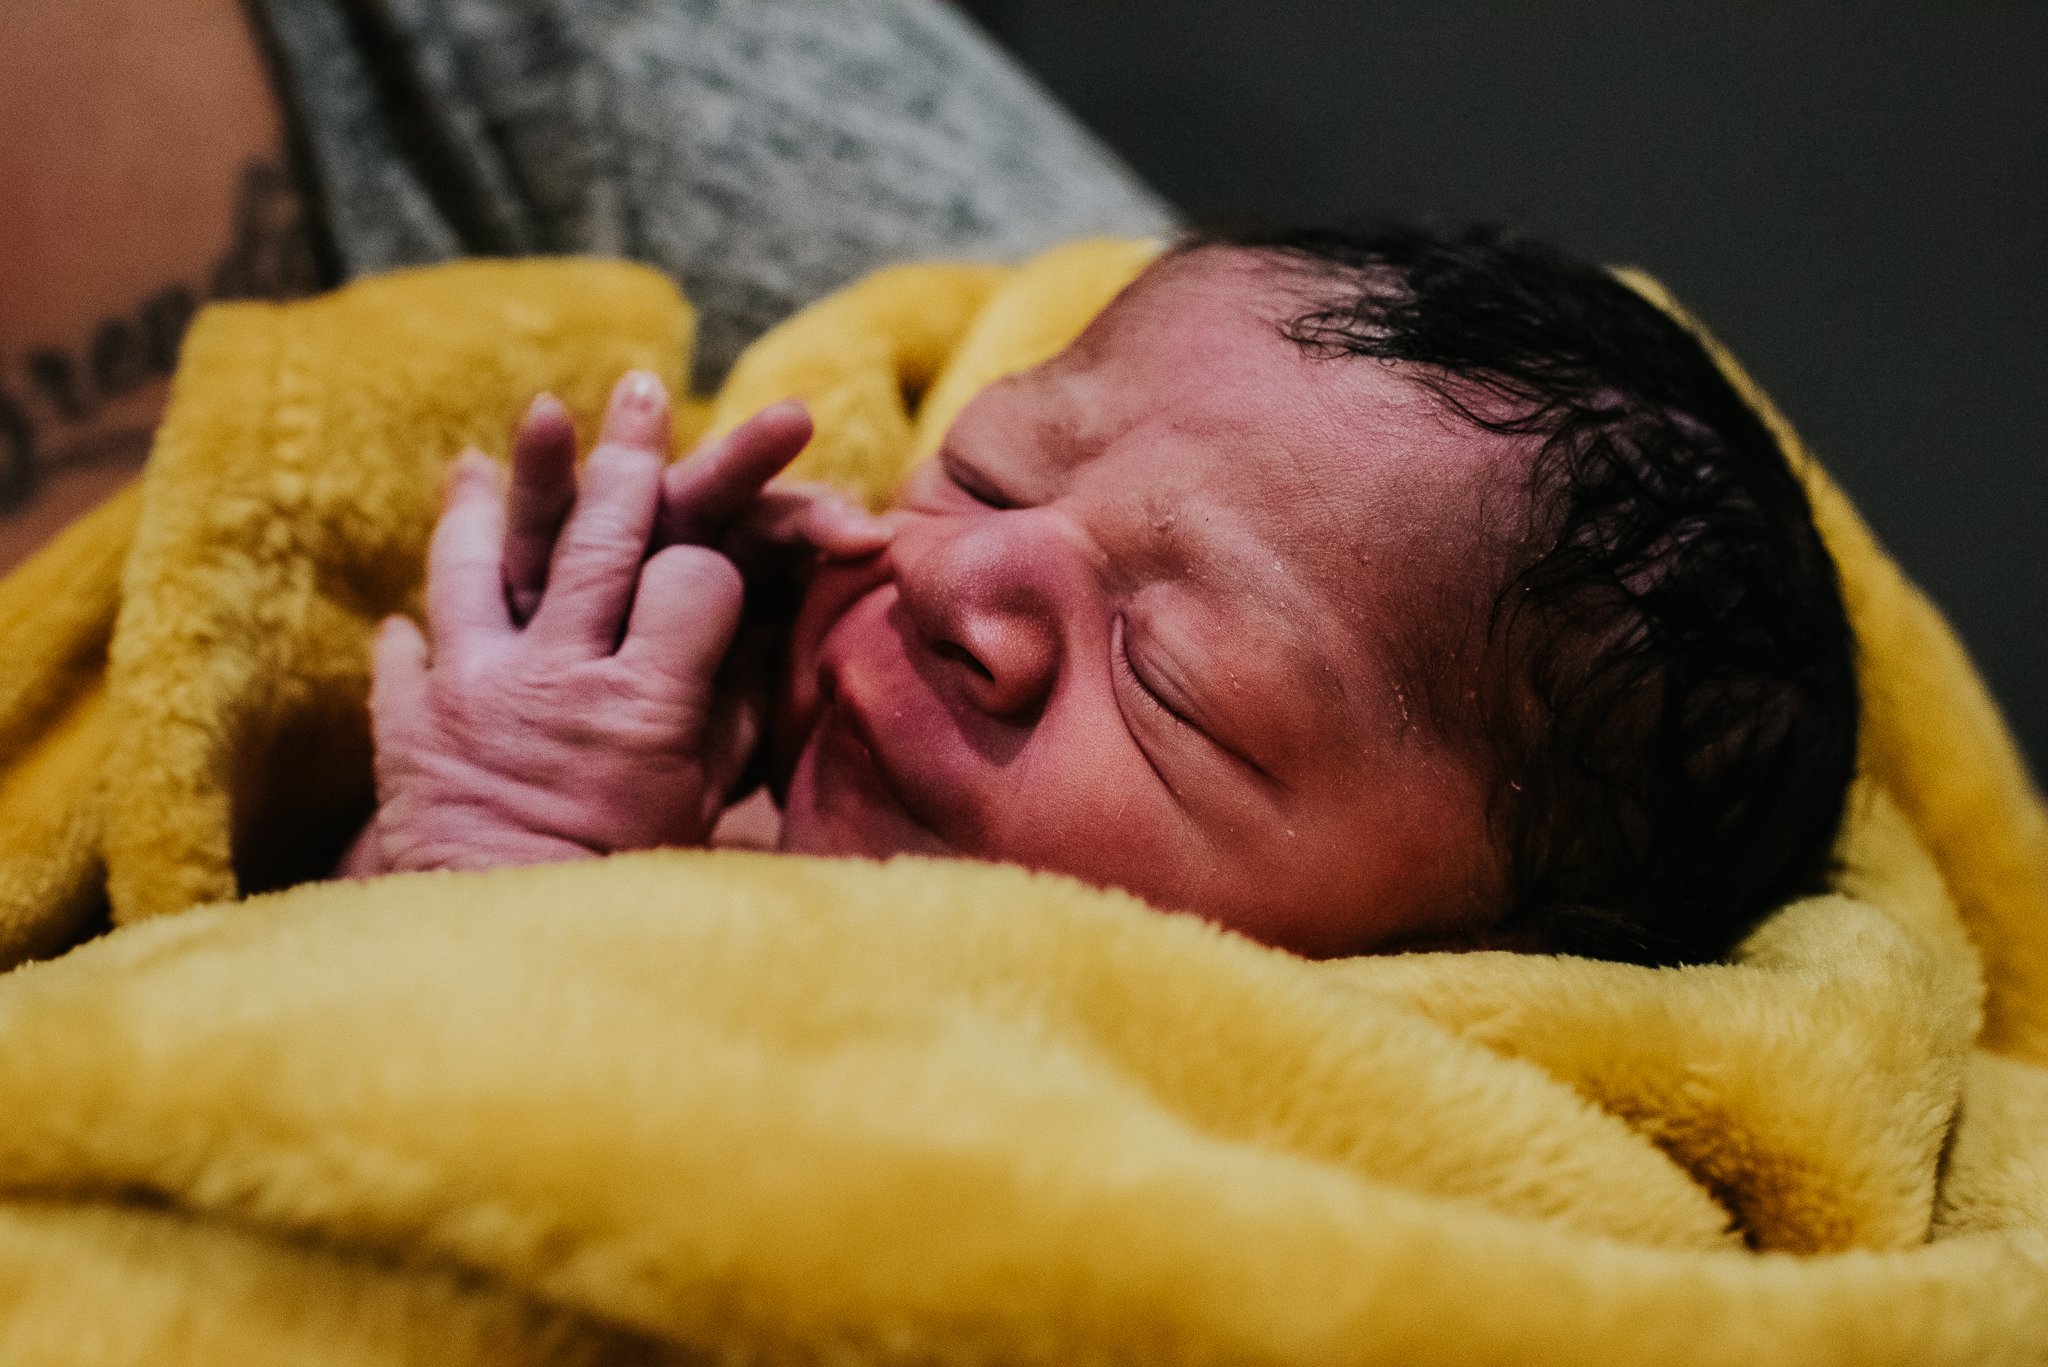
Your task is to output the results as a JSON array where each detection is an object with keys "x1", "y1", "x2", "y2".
[{"x1": 771, "y1": 225, "x2": 1858, "y2": 964}]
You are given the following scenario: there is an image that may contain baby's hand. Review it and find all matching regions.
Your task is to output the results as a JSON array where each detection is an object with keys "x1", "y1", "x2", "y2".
[{"x1": 350, "y1": 372, "x2": 886, "y2": 875}]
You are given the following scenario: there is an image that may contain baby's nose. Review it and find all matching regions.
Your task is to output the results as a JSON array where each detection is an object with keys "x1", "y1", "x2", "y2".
[
  {"x1": 891, "y1": 518, "x2": 1066, "y2": 723},
  {"x1": 931, "y1": 612, "x2": 1058, "y2": 721}
]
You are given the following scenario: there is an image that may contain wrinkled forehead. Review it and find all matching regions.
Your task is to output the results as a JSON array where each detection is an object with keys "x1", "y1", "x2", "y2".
[
  {"x1": 1055, "y1": 246, "x2": 1302, "y2": 385},
  {"x1": 1048, "y1": 246, "x2": 1530, "y2": 601}
]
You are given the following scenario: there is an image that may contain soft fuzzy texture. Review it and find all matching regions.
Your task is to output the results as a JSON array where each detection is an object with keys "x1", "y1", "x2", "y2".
[{"x1": 0, "y1": 243, "x2": 2044, "y2": 1365}]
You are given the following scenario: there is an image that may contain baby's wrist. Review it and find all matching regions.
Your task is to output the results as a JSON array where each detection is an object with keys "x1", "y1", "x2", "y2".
[
  {"x1": 334, "y1": 817, "x2": 388, "y2": 879},
  {"x1": 356, "y1": 805, "x2": 608, "y2": 877}
]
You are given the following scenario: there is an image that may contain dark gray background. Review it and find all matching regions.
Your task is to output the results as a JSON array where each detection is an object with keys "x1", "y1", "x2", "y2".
[{"x1": 958, "y1": 0, "x2": 2046, "y2": 777}]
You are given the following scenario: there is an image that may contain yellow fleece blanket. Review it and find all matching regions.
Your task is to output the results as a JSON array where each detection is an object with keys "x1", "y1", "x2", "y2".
[{"x1": 1, "y1": 243, "x2": 2046, "y2": 1366}]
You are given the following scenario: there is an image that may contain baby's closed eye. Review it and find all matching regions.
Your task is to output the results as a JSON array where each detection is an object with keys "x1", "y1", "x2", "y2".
[{"x1": 1111, "y1": 613, "x2": 1276, "y2": 784}]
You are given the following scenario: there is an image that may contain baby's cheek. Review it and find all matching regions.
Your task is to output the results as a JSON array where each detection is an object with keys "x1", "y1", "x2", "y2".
[{"x1": 982, "y1": 749, "x2": 1189, "y2": 887}]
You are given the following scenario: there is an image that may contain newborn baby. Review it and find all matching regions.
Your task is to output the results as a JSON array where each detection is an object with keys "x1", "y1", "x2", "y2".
[{"x1": 345, "y1": 226, "x2": 1859, "y2": 966}]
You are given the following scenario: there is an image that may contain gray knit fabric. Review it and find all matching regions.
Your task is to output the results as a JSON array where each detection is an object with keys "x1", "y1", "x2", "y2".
[{"x1": 251, "y1": 0, "x2": 1177, "y2": 390}]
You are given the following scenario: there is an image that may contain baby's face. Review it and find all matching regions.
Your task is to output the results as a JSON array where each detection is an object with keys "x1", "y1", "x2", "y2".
[{"x1": 771, "y1": 249, "x2": 1525, "y2": 957}]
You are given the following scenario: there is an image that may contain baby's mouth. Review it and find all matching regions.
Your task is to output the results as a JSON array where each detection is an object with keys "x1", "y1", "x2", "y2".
[
  {"x1": 786, "y1": 656, "x2": 954, "y2": 856},
  {"x1": 820, "y1": 665, "x2": 922, "y2": 819}
]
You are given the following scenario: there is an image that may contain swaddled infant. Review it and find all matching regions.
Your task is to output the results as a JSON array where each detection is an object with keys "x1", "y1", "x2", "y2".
[{"x1": 344, "y1": 225, "x2": 1859, "y2": 966}]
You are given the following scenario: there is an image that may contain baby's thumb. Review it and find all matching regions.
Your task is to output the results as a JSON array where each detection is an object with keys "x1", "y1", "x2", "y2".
[
  {"x1": 369, "y1": 615, "x2": 431, "y2": 747},
  {"x1": 735, "y1": 483, "x2": 893, "y2": 565},
  {"x1": 801, "y1": 492, "x2": 895, "y2": 562}
]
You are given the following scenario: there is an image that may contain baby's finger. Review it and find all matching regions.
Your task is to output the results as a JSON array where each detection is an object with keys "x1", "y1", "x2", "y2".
[
  {"x1": 616, "y1": 543, "x2": 744, "y2": 701},
  {"x1": 502, "y1": 392, "x2": 577, "y2": 625},
  {"x1": 657, "y1": 400, "x2": 813, "y2": 547},
  {"x1": 735, "y1": 483, "x2": 895, "y2": 564},
  {"x1": 598, "y1": 369, "x2": 672, "y2": 456},
  {"x1": 427, "y1": 449, "x2": 513, "y2": 645},
  {"x1": 710, "y1": 486, "x2": 892, "y2": 621},
  {"x1": 527, "y1": 376, "x2": 670, "y2": 652},
  {"x1": 369, "y1": 614, "x2": 431, "y2": 754}
]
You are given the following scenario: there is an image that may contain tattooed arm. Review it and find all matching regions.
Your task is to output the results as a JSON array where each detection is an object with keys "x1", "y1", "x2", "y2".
[{"x1": 0, "y1": 0, "x2": 319, "y2": 573}]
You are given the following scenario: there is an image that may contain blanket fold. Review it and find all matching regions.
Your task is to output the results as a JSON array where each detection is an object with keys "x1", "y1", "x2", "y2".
[{"x1": 0, "y1": 243, "x2": 2045, "y2": 1365}]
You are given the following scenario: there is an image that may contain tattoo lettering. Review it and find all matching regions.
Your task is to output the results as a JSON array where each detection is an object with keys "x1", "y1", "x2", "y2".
[
  {"x1": 142, "y1": 287, "x2": 201, "y2": 371},
  {"x1": 25, "y1": 348, "x2": 93, "y2": 423},
  {"x1": 0, "y1": 388, "x2": 34, "y2": 507},
  {"x1": 92, "y1": 310, "x2": 158, "y2": 398},
  {"x1": 0, "y1": 160, "x2": 317, "y2": 514}
]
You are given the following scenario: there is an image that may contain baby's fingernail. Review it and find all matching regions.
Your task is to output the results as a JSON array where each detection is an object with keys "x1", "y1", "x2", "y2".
[
  {"x1": 614, "y1": 369, "x2": 665, "y2": 414},
  {"x1": 844, "y1": 507, "x2": 895, "y2": 538},
  {"x1": 818, "y1": 503, "x2": 896, "y2": 555},
  {"x1": 523, "y1": 390, "x2": 571, "y2": 426},
  {"x1": 601, "y1": 371, "x2": 671, "y2": 452},
  {"x1": 443, "y1": 448, "x2": 488, "y2": 497}
]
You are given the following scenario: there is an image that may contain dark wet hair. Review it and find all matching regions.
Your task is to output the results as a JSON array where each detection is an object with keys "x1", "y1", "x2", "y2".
[{"x1": 1184, "y1": 222, "x2": 1859, "y2": 966}]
